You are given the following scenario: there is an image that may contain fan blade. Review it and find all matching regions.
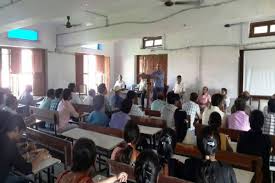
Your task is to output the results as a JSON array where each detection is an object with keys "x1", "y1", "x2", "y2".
[{"x1": 174, "y1": 1, "x2": 200, "y2": 5}]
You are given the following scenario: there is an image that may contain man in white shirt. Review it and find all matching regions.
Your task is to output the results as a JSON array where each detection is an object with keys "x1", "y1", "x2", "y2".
[
  {"x1": 173, "y1": 75, "x2": 185, "y2": 98},
  {"x1": 114, "y1": 74, "x2": 126, "y2": 90},
  {"x1": 138, "y1": 77, "x2": 147, "y2": 109},
  {"x1": 83, "y1": 89, "x2": 96, "y2": 106},
  {"x1": 202, "y1": 93, "x2": 226, "y2": 127}
]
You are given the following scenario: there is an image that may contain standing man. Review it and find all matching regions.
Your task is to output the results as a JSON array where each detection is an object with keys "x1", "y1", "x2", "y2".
[
  {"x1": 173, "y1": 75, "x2": 185, "y2": 99},
  {"x1": 114, "y1": 74, "x2": 126, "y2": 90},
  {"x1": 151, "y1": 64, "x2": 164, "y2": 101}
]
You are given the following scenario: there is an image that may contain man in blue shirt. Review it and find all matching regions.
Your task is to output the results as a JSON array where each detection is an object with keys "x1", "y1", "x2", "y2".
[{"x1": 151, "y1": 64, "x2": 164, "y2": 100}]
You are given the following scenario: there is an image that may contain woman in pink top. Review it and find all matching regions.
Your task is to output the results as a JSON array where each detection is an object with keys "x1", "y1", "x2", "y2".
[
  {"x1": 197, "y1": 86, "x2": 211, "y2": 111},
  {"x1": 57, "y1": 88, "x2": 79, "y2": 132}
]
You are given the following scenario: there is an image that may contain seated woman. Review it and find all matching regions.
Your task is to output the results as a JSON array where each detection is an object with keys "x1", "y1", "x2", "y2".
[
  {"x1": 57, "y1": 88, "x2": 79, "y2": 132},
  {"x1": 111, "y1": 120, "x2": 140, "y2": 166},
  {"x1": 134, "y1": 150, "x2": 160, "y2": 183},
  {"x1": 57, "y1": 138, "x2": 127, "y2": 183},
  {"x1": 197, "y1": 86, "x2": 211, "y2": 111},
  {"x1": 88, "y1": 95, "x2": 109, "y2": 127}
]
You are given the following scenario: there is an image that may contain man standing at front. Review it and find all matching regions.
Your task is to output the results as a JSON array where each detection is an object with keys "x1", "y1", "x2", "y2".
[{"x1": 151, "y1": 64, "x2": 164, "y2": 101}]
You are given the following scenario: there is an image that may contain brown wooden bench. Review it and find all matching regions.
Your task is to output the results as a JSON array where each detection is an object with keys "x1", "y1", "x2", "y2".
[
  {"x1": 108, "y1": 160, "x2": 191, "y2": 183},
  {"x1": 26, "y1": 127, "x2": 72, "y2": 170},
  {"x1": 29, "y1": 106, "x2": 59, "y2": 135},
  {"x1": 144, "y1": 109, "x2": 161, "y2": 117},
  {"x1": 175, "y1": 143, "x2": 263, "y2": 183},
  {"x1": 130, "y1": 115, "x2": 166, "y2": 128},
  {"x1": 73, "y1": 104, "x2": 94, "y2": 113}
]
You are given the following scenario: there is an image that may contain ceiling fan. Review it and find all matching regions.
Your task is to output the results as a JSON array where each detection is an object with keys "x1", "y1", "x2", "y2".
[
  {"x1": 162, "y1": 0, "x2": 201, "y2": 7},
  {"x1": 64, "y1": 16, "x2": 82, "y2": 28}
]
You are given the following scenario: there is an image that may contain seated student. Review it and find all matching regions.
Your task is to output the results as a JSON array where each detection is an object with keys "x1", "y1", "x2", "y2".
[
  {"x1": 231, "y1": 91, "x2": 252, "y2": 115},
  {"x1": 197, "y1": 86, "x2": 211, "y2": 111},
  {"x1": 202, "y1": 93, "x2": 226, "y2": 127},
  {"x1": 83, "y1": 89, "x2": 96, "y2": 106},
  {"x1": 161, "y1": 91, "x2": 180, "y2": 129},
  {"x1": 221, "y1": 88, "x2": 230, "y2": 110},
  {"x1": 237, "y1": 110, "x2": 271, "y2": 183},
  {"x1": 87, "y1": 95, "x2": 109, "y2": 127},
  {"x1": 227, "y1": 98, "x2": 250, "y2": 131},
  {"x1": 0, "y1": 111, "x2": 49, "y2": 183},
  {"x1": 110, "y1": 86, "x2": 123, "y2": 109},
  {"x1": 127, "y1": 90, "x2": 144, "y2": 116},
  {"x1": 263, "y1": 98, "x2": 275, "y2": 135},
  {"x1": 97, "y1": 83, "x2": 111, "y2": 112},
  {"x1": 57, "y1": 138, "x2": 128, "y2": 183},
  {"x1": 150, "y1": 92, "x2": 166, "y2": 112},
  {"x1": 109, "y1": 99, "x2": 132, "y2": 130},
  {"x1": 68, "y1": 83, "x2": 82, "y2": 104},
  {"x1": 57, "y1": 88, "x2": 79, "y2": 132},
  {"x1": 174, "y1": 109, "x2": 188, "y2": 142},
  {"x1": 182, "y1": 92, "x2": 201, "y2": 129},
  {"x1": 111, "y1": 121, "x2": 140, "y2": 166},
  {"x1": 134, "y1": 150, "x2": 160, "y2": 183},
  {"x1": 50, "y1": 88, "x2": 63, "y2": 111},
  {"x1": 39, "y1": 89, "x2": 55, "y2": 110},
  {"x1": 18, "y1": 85, "x2": 34, "y2": 106},
  {"x1": 3, "y1": 94, "x2": 18, "y2": 114}
]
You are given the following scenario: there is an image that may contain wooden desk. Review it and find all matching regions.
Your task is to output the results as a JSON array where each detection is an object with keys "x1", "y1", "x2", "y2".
[
  {"x1": 32, "y1": 157, "x2": 61, "y2": 174},
  {"x1": 138, "y1": 125, "x2": 162, "y2": 147}
]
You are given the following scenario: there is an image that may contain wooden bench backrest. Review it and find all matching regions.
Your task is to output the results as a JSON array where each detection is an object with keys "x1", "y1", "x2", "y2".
[
  {"x1": 144, "y1": 109, "x2": 161, "y2": 117},
  {"x1": 29, "y1": 106, "x2": 59, "y2": 123},
  {"x1": 175, "y1": 143, "x2": 263, "y2": 183},
  {"x1": 73, "y1": 104, "x2": 93, "y2": 113},
  {"x1": 79, "y1": 122, "x2": 123, "y2": 138},
  {"x1": 130, "y1": 115, "x2": 166, "y2": 128},
  {"x1": 107, "y1": 160, "x2": 191, "y2": 183},
  {"x1": 26, "y1": 127, "x2": 72, "y2": 169}
]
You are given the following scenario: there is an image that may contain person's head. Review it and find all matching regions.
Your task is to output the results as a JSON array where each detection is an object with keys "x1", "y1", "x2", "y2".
[
  {"x1": 55, "y1": 88, "x2": 63, "y2": 99},
  {"x1": 166, "y1": 91, "x2": 176, "y2": 105},
  {"x1": 47, "y1": 89, "x2": 55, "y2": 99},
  {"x1": 62, "y1": 88, "x2": 72, "y2": 101},
  {"x1": 120, "y1": 99, "x2": 132, "y2": 114},
  {"x1": 190, "y1": 92, "x2": 198, "y2": 102},
  {"x1": 156, "y1": 64, "x2": 160, "y2": 71},
  {"x1": 71, "y1": 138, "x2": 96, "y2": 173},
  {"x1": 118, "y1": 74, "x2": 122, "y2": 81},
  {"x1": 157, "y1": 92, "x2": 164, "y2": 101},
  {"x1": 211, "y1": 93, "x2": 224, "y2": 108},
  {"x1": 234, "y1": 98, "x2": 246, "y2": 111},
  {"x1": 93, "y1": 95, "x2": 104, "y2": 111},
  {"x1": 174, "y1": 109, "x2": 188, "y2": 142},
  {"x1": 88, "y1": 89, "x2": 96, "y2": 98},
  {"x1": 176, "y1": 75, "x2": 182, "y2": 84},
  {"x1": 97, "y1": 83, "x2": 107, "y2": 95},
  {"x1": 208, "y1": 112, "x2": 222, "y2": 130},
  {"x1": 157, "y1": 128, "x2": 177, "y2": 163},
  {"x1": 25, "y1": 85, "x2": 32, "y2": 93},
  {"x1": 5, "y1": 94, "x2": 18, "y2": 110},
  {"x1": 268, "y1": 99, "x2": 275, "y2": 113},
  {"x1": 197, "y1": 126, "x2": 218, "y2": 158},
  {"x1": 127, "y1": 90, "x2": 138, "y2": 104},
  {"x1": 221, "y1": 88, "x2": 227, "y2": 96},
  {"x1": 135, "y1": 150, "x2": 160, "y2": 183},
  {"x1": 0, "y1": 111, "x2": 26, "y2": 142},
  {"x1": 240, "y1": 91, "x2": 250, "y2": 102},
  {"x1": 68, "y1": 83, "x2": 77, "y2": 92},
  {"x1": 249, "y1": 110, "x2": 264, "y2": 131},
  {"x1": 202, "y1": 86, "x2": 208, "y2": 94}
]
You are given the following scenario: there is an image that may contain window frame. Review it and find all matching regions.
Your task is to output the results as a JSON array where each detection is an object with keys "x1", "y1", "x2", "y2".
[
  {"x1": 249, "y1": 20, "x2": 275, "y2": 38},
  {"x1": 142, "y1": 36, "x2": 163, "y2": 49}
]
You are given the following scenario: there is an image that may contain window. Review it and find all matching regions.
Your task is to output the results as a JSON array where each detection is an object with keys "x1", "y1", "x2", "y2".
[
  {"x1": 250, "y1": 20, "x2": 275, "y2": 37},
  {"x1": 1, "y1": 49, "x2": 11, "y2": 88},
  {"x1": 19, "y1": 49, "x2": 33, "y2": 95},
  {"x1": 142, "y1": 36, "x2": 163, "y2": 49}
]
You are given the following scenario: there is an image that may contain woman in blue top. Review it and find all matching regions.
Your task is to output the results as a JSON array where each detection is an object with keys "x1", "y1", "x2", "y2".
[{"x1": 88, "y1": 95, "x2": 109, "y2": 127}]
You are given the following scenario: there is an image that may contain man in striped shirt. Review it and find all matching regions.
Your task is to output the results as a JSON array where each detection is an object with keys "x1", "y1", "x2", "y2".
[{"x1": 263, "y1": 98, "x2": 275, "y2": 135}]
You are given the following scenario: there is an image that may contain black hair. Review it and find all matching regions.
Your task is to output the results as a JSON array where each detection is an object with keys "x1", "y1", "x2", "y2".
[
  {"x1": 174, "y1": 109, "x2": 188, "y2": 142},
  {"x1": 221, "y1": 88, "x2": 227, "y2": 94},
  {"x1": 62, "y1": 88, "x2": 72, "y2": 100},
  {"x1": 208, "y1": 112, "x2": 222, "y2": 130},
  {"x1": 5, "y1": 94, "x2": 17, "y2": 107},
  {"x1": 239, "y1": 91, "x2": 250, "y2": 102},
  {"x1": 118, "y1": 121, "x2": 140, "y2": 164},
  {"x1": 126, "y1": 90, "x2": 137, "y2": 100},
  {"x1": 55, "y1": 88, "x2": 63, "y2": 98},
  {"x1": 177, "y1": 75, "x2": 181, "y2": 78},
  {"x1": 0, "y1": 111, "x2": 26, "y2": 134},
  {"x1": 120, "y1": 99, "x2": 132, "y2": 114},
  {"x1": 71, "y1": 138, "x2": 96, "y2": 172},
  {"x1": 211, "y1": 94, "x2": 224, "y2": 107},
  {"x1": 249, "y1": 110, "x2": 264, "y2": 130},
  {"x1": 157, "y1": 128, "x2": 177, "y2": 167},
  {"x1": 268, "y1": 99, "x2": 275, "y2": 113},
  {"x1": 97, "y1": 83, "x2": 107, "y2": 94},
  {"x1": 68, "y1": 83, "x2": 76, "y2": 92},
  {"x1": 135, "y1": 150, "x2": 160, "y2": 183},
  {"x1": 190, "y1": 92, "x2": 198, "y2": 102},
  {"x1": 166, "y1": 91, "x2": 176, "y2": 104},
  {"x1": 88, "y1": 89, "x2": 96, "y2": 97},
  {"x1": 234, "y1": 98, "x2": 246, "y2": 111},
  {"x1": 47, "y1": 89, "x2": 55, "y2": 98},
  {"x1": 93, "y1": 95, "x2": 104, "y2": 111}
]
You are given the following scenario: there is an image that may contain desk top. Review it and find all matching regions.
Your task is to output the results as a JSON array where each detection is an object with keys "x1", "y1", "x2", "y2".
[
  {"x1": 138, "y1": 125, "x2": 162, "y2": 135},
  {"x1": 62, "y1": 128, "x2": 123, "y2": 150},
  {"x1": 33, "y1": 157, "x2": 61, "y2": 174}
]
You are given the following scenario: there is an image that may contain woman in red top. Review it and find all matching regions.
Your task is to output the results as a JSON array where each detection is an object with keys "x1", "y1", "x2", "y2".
[{"x1": 57, "y1": 138, "x2": 127, "y2": 183}]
